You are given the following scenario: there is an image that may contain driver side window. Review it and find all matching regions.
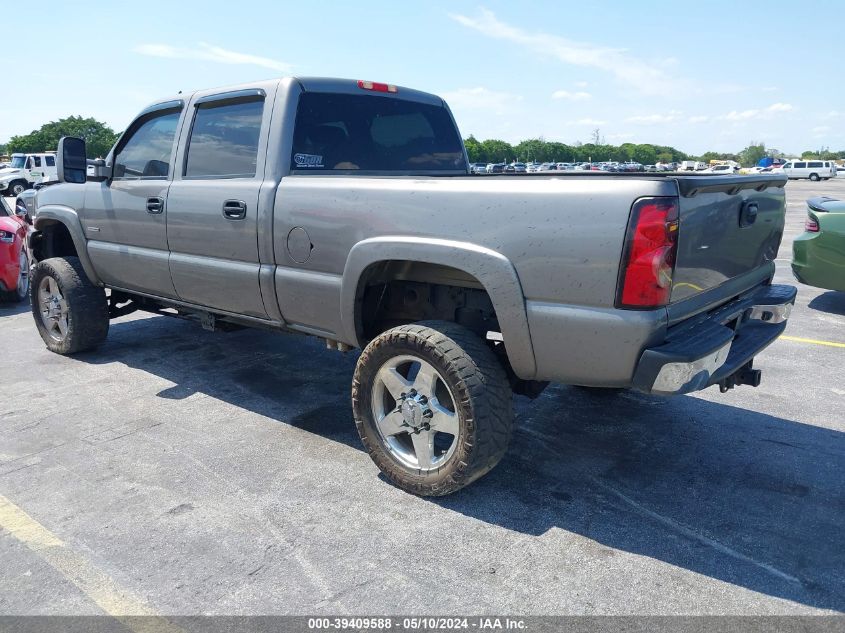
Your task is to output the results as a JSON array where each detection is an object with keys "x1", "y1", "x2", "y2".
[{"x1": 113, "y1": 109, "x2": 181, "y2": 180}]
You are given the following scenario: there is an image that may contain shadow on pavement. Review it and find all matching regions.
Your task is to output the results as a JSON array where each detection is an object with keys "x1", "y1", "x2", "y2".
[
  {"x1": 808, "y1": 291, "x2": 845, "y2": 316},
  {"x1": 0, "y1": 301, "x2": 31, "y2": 318},
  {"x1": 78, "y1": 314, "x2": 844, "y2": 612}
]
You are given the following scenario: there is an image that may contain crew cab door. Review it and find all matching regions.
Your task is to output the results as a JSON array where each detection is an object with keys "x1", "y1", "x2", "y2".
[
  {"x1": 81, "y1": 102, "x2": 184, "y2": 297},
  {"x1": 165, "y1": 89, "x2": 270, "y2": 318}
]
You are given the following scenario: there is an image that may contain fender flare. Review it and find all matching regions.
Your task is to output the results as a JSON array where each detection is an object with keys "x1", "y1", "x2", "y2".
[
  {"x1": 32, "y1": 205, "x2": 102, "y2": 286},
  {"x1": 340, "y1": 236, "x2": 537, "y2": 379}
]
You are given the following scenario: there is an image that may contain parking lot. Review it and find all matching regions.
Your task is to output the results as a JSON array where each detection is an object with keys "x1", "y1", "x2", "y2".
[{"x1": 1, "y1": 178, "x2": 843, "y2": 616}]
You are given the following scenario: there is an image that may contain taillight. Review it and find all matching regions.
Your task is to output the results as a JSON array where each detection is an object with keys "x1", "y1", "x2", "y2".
[
  {"x1": 357, "y1": 80, "x2": 398, "y2": 93},
  {"x1": 804, "y1": 215, "x2": 820, "y2": 232},
  {"x1": 617, "y1": 197, "x2": 680, "y2": 309}
]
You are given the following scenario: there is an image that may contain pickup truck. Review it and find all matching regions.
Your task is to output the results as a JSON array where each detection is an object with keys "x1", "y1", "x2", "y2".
[{"x1": 27, "y1": 76, "x2": 796, "y2": 496}]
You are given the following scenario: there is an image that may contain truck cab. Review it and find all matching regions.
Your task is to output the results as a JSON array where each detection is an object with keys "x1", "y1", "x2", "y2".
[{"x1": 0, "y1": 153, "x2": 58, "y2": 196}]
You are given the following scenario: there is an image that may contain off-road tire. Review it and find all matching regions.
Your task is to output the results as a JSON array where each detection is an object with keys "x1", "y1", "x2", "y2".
[
  {"x1": 352, "y1": 320, "x2": 513, "y2": 496},
  {"x1": 30, "y1": 257, "x2": 109, "y2": 354}
]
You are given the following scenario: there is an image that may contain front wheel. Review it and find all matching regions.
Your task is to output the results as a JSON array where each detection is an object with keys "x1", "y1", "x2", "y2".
[
  {"x1": 352, "y1": 321, "x2": 514, "y2": 496},
  {"x1": 30, "y1": 257, "x2": 109, "y2": 354},
  {"x1": 809, "y1": 173, "x2": 820, "y2": 181},
  {"x1": 8, "y1": 181, "x2": 28, "y2": 197}
]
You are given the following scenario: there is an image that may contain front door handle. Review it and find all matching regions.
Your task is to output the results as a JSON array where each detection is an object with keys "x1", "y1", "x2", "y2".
[
  {"x1": 146, "y1": 197, "x2": 164, "y2": 214},
  {"x1": 223, "y1": 200, "x2": 247, "y2": 220}
]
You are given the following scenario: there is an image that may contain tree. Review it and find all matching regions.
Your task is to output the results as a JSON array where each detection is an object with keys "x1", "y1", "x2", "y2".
[
  {"x1": 463, "y1": 135, "x2": 485, "y2": 163},
  {"x1": 479, "y1": 139, "x2": 514, "y2": 163},
  {"x1": 738, "y1": 142, "x2": 767, "y2": 167},
  {"x1": 7, "y1": 116, "x2": 119, "y2": 159}
]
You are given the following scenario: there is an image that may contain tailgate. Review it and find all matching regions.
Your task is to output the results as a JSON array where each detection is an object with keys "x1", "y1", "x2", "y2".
[{"x1": 670, "y1": 175, "x2": 787, "y2": 303}]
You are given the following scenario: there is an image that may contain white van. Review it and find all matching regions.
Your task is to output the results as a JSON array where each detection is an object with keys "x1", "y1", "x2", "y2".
[{"x1": 779, "y1": 160, "x2": 836, "y2": 181}]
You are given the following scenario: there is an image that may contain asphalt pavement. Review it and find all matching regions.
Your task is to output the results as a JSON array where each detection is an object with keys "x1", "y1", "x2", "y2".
[{"x1": 0, "y1": 179, "x2": 843, "y2": 616}]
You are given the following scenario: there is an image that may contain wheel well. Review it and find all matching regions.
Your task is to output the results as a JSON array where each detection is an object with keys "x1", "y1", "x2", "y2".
[
  {"x1": 32, "y1": 221, "x2": 78, "y2": 262},
  {"x1": 355, "y1": 261, "x2": 500, "y2": 344}
]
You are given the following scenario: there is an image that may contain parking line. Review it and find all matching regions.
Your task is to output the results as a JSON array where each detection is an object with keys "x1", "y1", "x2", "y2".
[
  {"x1": 0, "y1": 493, "x2": 182, "y2": 633},
  {"x1": 780, "y1": 335, "x2": 845, "y2": 349}
]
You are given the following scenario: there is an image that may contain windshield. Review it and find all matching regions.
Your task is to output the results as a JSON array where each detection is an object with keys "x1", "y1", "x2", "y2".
[{"x1": 10, "y1": 156, "x2": 25, "y2": 169}]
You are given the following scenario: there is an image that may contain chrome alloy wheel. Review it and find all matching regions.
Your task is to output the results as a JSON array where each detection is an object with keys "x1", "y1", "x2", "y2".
[
  {"x1": 17, "y1": 251, "x2": 29, "y2": 297},
  {"x1": 38, "y1": 275, "x2": 68, "y2": 341},
  {"x1": 370, "y1": 354, "x2": 460, "y2": 471}
]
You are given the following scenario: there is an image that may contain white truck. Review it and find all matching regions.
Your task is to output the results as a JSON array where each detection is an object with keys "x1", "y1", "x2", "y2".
[{"x1": 0, "y1": 153, "x2": 58, "y2": 197}]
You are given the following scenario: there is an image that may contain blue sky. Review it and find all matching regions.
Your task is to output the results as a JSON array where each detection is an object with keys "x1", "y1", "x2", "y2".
[{"x1": 8, "y1": 1, "x2": 843, "y2": 155}]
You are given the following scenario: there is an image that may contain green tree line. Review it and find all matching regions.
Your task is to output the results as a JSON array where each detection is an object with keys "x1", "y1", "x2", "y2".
[
  {"x1": 5, "y1": 116, "x2": 119, "y2": 159},
  {"x1": 464, "y1": 136, "x2": 845, "y2": 167}
]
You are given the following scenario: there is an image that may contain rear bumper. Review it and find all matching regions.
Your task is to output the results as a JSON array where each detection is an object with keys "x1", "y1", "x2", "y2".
[{"x1": 631, "y1": 284, "x2": 797, "y2": 395}]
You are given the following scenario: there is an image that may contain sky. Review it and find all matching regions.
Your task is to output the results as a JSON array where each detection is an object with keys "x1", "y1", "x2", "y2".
[{"x1": 7, "y1": 1, "x2": 844, "y2": 156}]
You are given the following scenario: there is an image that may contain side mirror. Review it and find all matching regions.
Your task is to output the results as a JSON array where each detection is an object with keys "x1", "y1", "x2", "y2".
[
  {"x1": 14, "y1": 201, "x2": 32, "y2": 225},
  {"x1": 57, "y1": 136, "x2": 87, "y2": 184}
]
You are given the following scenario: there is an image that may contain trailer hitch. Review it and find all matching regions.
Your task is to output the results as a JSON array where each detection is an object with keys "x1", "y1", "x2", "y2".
[{"x1": 718, "y1": 362, "x2": 762, "y2": 393}]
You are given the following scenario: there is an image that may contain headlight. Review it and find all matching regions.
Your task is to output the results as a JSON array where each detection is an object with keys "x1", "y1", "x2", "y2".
[{"x1": 0, "y1": 230, "x2": 15, "y2": 243}]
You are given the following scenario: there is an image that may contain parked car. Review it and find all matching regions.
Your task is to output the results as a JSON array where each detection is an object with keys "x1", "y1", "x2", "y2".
[
  {"x1": 0, "y1": 196, "x2": 30, "y2": 302},
  {"x1": 486, "y1": 163, "x2": 505, "y2": 173},
  {"x1": 792, "y1": 196, "x2": 845, "y2": 292},
  {"x1": 28, "y1": 75, "x2": 795, "y2": 496},
  {"x1": 705, "y1": 164, "x2": 739, "y2": 175},
  {"x1": 469, "y1": 163, "x2": 487, "y2": 174},
  {"x1": 510, "y1": 162, "x2": 527, "y2": 173},
  {"x1": 779, "y1": 160, "x2": 837, "y2": 181}
]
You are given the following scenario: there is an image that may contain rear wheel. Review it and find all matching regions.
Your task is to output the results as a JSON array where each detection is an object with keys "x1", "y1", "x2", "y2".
[
  {"x1": 809, "y1": 173, "x2": 820, "y2": 181},
  {"x1": 352, "y1": 320, "x2": 513, "y2": 496},
  {"x1": 30, "y1": 257, "x2": 109, "y2": 354}
]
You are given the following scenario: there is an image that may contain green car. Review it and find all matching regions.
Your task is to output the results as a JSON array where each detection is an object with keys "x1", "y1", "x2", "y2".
[{"x1": 792, "y1": 196, "x2": 845, "y2": 292}]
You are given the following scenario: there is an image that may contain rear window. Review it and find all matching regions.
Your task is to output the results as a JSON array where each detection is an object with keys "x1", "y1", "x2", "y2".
[
  {"x1": 291, "y1": 92, "x2": 465, "y2": 173},
  {"x1": 185, "y1": 99, "x2": 264, "y2": 179}
]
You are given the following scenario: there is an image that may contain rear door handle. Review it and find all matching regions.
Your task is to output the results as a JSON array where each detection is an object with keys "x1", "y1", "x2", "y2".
[
  {"x1": 146, "y1": 197, "x2": 164, "y2": 214},
  {"x1": 223, "y1": 200, "x2": 247, "y2": 220}
]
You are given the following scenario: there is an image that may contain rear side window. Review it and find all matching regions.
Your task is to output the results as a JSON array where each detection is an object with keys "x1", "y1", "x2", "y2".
[
  {"x1": 291, "y1": 92, "x2": 465, "y2": 172},
  {"x1": 185, "y1": 99, "x2": 264, "y2": 178},
  {"x1": 45, "y1": 156, "x2": 55, "y2": 167},
  {"x1": 808, "y1": 161, "x2": 823, "y2": 168},
  {"x1": 113, "y1": 109, "x2": 181, "y2": 180}
]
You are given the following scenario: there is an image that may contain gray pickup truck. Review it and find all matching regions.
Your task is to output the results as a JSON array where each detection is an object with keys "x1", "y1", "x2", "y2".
[{"x1": 27, "y1": 76, "x2": 795, "y2": 495}]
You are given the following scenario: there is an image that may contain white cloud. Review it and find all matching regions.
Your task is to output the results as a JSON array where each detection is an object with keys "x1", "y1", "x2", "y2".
[
  {"x1": 551, "y1": 90, "x2": 591, "y2": 101},
  {"x1": 441, "y1": 87, "x2": 523, "y2": 116},
  {"x1": 812, "y1": 126, "x2": 830, "y2": 133},
  {"x1": 767, "y1": 103, "x2": 793, "y2": 113},
  {"x1": 134, "y1": 42, "x2": 291, "y2": 72},
  {"x1": 575, "y1": 81, "x2": 589, "y2": 88},
  {"x1": 449, "y1": 9, "x2": 675, "y2": 94},
  {"x1": 721, "y1": 109, "x2": 760, "y2": 121},
  {"x1": 825, "y1": 110, "x2": 844, "y2": 119},
  {"x1": 688, "y1": 115, "x2": 709, "y2": 123},
  {"x1": 718, "y1": 104, "x2": 793, "y2": 122},
  {"x1": 625, "y1": 110, "x2": 683, "y2": 125}
]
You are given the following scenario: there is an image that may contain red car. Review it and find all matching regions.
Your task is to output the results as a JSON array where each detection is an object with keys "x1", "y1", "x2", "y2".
[{"x1": 0, "y1": 196, "x2": 30, "y2": 303}]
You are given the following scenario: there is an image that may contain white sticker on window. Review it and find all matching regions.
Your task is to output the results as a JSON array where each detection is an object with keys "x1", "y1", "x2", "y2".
[{"x1": 294, "y1": 153, "x2": 324, "y2": 168}]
